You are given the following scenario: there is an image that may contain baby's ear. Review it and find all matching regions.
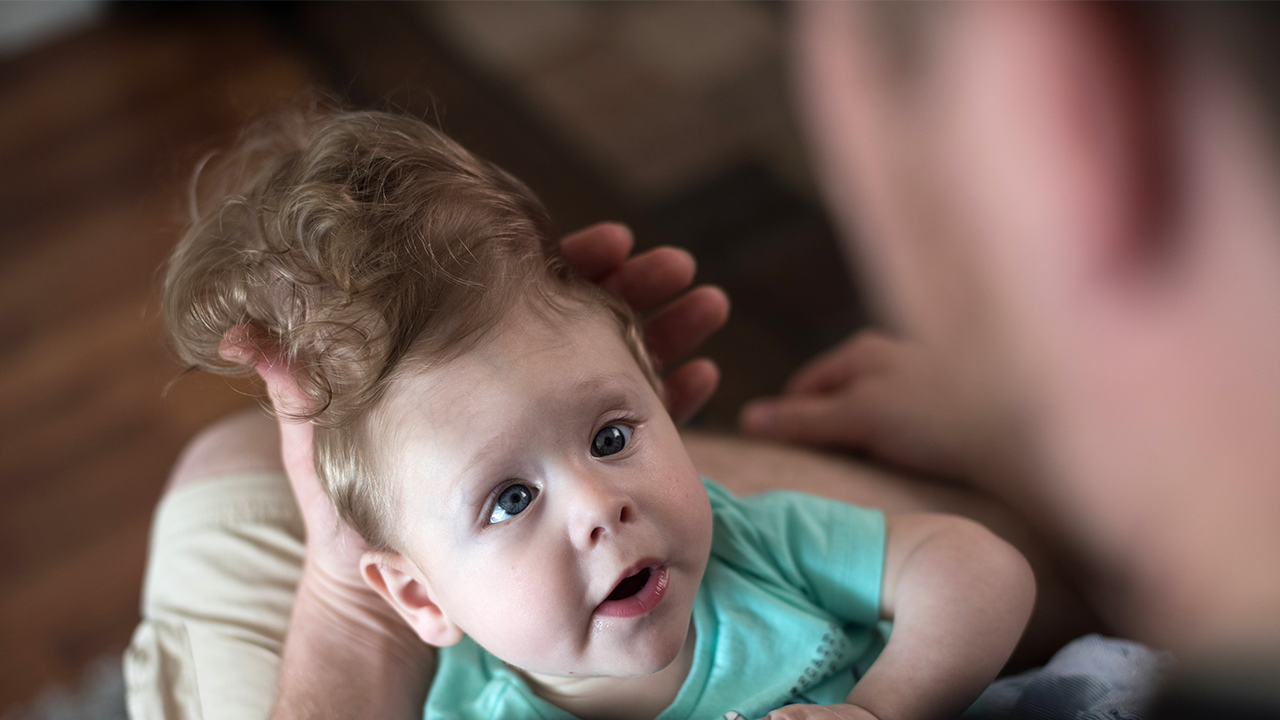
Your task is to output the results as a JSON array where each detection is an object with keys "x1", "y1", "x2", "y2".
[{"x1": 361, "y1": 551, "x2": 464, "y2": 648}]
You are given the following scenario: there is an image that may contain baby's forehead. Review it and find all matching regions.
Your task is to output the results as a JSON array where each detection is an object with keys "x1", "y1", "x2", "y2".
[
  {"x1": 371, "y1": 317, "x2": 652, "y2": 511},
  {"x1": 410, "y1": 306, "x2": 631, "y2": 378},
  {"x1": 378, "y1": 308, "x2": 646, "y2": 438}
]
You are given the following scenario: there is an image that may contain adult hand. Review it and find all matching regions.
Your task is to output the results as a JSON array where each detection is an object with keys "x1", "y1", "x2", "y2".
[
  {"x1": 218, "y1": 222, "x2": 728, "y2": 718},
  {"x1": 756, "y1": 703, "x2": 879, "y2": 720},
  {"x1": 561, "y1": 222, "x2": 729, "y2": 424},
  {"x1": 225, "y1": 220, "x2": 725, "y2": 590},
  {"x1": 739, "y1": 330, "x2": 969, "y2": 480},
  {"x1": 222, "y1": 328, "x2": 394, "y2": 619},
  {"x1": 220, "y1": 327, "x2": 432, "y2": 720}
]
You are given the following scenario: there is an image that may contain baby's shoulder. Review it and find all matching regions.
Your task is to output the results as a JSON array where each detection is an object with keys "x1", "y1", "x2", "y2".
[{"x1": 702, "y1": 476, "x2": 884, "y2": 550}]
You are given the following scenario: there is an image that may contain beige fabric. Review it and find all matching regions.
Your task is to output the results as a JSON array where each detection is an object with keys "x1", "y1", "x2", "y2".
[{"x1": 124, "y1": 472, "x2": 304, "y2": 720}]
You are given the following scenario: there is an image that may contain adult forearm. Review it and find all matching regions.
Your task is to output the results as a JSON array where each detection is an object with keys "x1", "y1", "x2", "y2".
[{"x1": 271, "y1": 567, "x2": 434, "y2": 720}]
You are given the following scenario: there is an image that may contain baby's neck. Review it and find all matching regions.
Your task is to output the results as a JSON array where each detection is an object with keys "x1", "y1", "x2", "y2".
[{"x1": 519, "y1": 620, "x2": 697, "y2": 720}]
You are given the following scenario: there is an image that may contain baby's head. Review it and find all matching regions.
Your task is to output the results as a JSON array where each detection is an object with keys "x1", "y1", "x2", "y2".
[{"x1": 163, "y1": 109, "x2": 713, "y2": 680}]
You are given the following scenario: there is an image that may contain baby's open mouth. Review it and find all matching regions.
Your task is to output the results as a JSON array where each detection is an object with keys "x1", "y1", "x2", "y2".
[
  {"x1": 606, "y1": 567, "x2": 652, "y2": 602},
  {"x1": 596, "y1": 563, "x2": 668, "y2": 618}
]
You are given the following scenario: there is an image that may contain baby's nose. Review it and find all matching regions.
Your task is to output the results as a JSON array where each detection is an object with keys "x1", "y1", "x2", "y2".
[{"x1": 565, "y1": 475, "x2": 634, "y2": 547}]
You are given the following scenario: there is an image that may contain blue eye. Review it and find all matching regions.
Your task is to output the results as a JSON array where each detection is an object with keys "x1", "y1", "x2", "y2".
[
  {"x1": 591, "y1": 424, "x2": 632, "y2": 457},
  {"x1": 489, "y1": 484, "x2": 535, "y2": 524}
]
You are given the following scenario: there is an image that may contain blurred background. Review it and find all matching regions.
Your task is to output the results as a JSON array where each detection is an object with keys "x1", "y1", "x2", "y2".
[{"x1": 0, "y1": 2, "x2": 864, "y2": 717}]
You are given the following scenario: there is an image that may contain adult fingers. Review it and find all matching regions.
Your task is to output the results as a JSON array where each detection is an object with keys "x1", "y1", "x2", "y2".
[
  {"x1": 642, "y1": 285, "x2": 730, "y2": 366},
  {"x1": 218, "y1": 325, "x2": 314, "y2": 420},
  {"x1": 253, "y1": 357, "x2": 331, "y2": 520},
  {"x1": 784, "y1": 342, "x2": 864, "y2": 396},
  {"x1": 783, "y1": 330, "x2": 898, "y2": 396},
  {"x1": 739, "y1": 393, "x2": 868, "y2": 449},
  {"x1": 559, "y1": 223, "x2": 699, "y2": 314},
  {"x1": 601, "y1": 246, "x2": 697, "y2": 314},
  {"x1": 663, "y1": 358, "x2": 720, "y2": 425},
  {"x1": 220, "y1": 325, "x2": 329, "y2": 520},
  {"x1": 558, "y1": 223, "x2": 724, "y2": 368},
  {"x1": 559, "y1": 222, "x2": 634, "y2": 282}
]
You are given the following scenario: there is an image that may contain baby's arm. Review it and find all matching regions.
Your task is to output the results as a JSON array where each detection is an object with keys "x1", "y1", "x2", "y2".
[{"x1": 766, "y1": 513, "x2": 1036, "y2": 720}]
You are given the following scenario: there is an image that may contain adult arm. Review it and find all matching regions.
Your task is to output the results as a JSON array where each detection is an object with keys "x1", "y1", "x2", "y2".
[{"x1": 263, "y1": 374, "x2": 434, "y2": 720}]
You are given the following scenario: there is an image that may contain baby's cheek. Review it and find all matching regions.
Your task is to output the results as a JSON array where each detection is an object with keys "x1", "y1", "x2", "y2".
[
  {"x1": 675, "y1": 472, "x2": 713, "y2": 533},
  {"x1": 462, "y1": 551, "x2": 586, "y2": 662},
  {"x1": 683, "y1": 489, "x2": 715, "y2": 568}
]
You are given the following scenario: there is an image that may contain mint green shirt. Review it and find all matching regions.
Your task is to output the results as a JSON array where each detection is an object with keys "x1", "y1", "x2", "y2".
[{"x1": 424, "y1": 478, "x2": 888, "y2": 720}]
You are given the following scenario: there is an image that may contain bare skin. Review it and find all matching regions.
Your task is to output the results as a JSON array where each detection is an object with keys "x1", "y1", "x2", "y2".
[
  {"x1": 162, "y1": 223, "x2": 1079, "y2": 718},
  {"x1": 245, "y1": 221, "x2": 737, "y2": 720},
  {"x1": 734, "y1": 329, "x2": 1101, "y2": 660},
  {"x1": 172, "y1": 2, "x2": 1280, "y2": 714},
  {"x1": 791, "y1": 1, "x2": 1280, "y2": 661},
  {"x1": 165, "y1": 408, "x2": 283, "y2": 492},
  {"x1": 741, "y1": 330, "x2": 976, "y2": 482},
  {"x1": 740, "y1": 330, "x2": 1044, "y2": 546},
  {"x1": 168, "y1": 404, "x2": 1093, "y2": 676}
]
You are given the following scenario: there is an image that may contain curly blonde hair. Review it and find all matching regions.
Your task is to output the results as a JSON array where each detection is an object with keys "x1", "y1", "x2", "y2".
[{"x1": 163, "y1": 108, "x2": 656, "y2": 551}]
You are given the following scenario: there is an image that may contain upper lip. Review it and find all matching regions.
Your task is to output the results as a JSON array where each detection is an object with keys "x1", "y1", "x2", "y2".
[{"x1": 598, "y1": 558, "x2": 662, "y2": 606}]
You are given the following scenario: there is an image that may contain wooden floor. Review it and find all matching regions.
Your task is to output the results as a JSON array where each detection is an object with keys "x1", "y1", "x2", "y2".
[
  {"x1": 0, "y1": 4, "x2": 859, "y2": 713},
  {"x1": 0, "y1": 7, "x2": 317, "y2": 711}
]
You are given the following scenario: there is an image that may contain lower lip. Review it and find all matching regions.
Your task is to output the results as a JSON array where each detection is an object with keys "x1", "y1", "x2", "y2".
[{"x1": 594, "y1": 565, "x2": 669, "y2": 618}]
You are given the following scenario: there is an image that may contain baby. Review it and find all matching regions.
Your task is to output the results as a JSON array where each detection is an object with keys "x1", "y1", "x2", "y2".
[{"x1": 162, "y1": 109, "x2": 1035, "y2": 720}]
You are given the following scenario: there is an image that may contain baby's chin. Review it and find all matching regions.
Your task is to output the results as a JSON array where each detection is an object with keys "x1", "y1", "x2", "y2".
[
  {"x1": 600, "y1": 612, "x2": 696, "y2": 677},
  {"x1": 517, "y1": 614, "x2": 694, "y2": 681}
]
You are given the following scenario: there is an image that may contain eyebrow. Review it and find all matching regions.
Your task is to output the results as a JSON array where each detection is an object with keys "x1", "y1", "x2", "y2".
[
  {"x1": 565, "y1": 373, "x2": 638, "y2": 402},
  {"x1": 449, "y1": 372, "x2": 642, "y2": 498}
]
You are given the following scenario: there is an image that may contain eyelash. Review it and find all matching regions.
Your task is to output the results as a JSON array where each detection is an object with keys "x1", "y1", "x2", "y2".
[
  {"x1": 484, "y1": 480, "x2": 540, "y2": 526},
  {"x1": 600, "y1": 415, "x2": 640, "y2": 437},
  {"x1": 479, "y1": 416, "x2": 642, "y2": 527}
]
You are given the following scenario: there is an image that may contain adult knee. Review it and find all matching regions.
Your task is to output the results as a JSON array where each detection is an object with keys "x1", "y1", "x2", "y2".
[{"x1": 165, "y1": 408, "x2": 282, "y2": 493}]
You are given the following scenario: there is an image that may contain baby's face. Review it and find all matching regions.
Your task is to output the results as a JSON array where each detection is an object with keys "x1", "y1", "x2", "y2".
[{"x1": 380, "y1": 307, "x2": 713, "y2": 678}]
